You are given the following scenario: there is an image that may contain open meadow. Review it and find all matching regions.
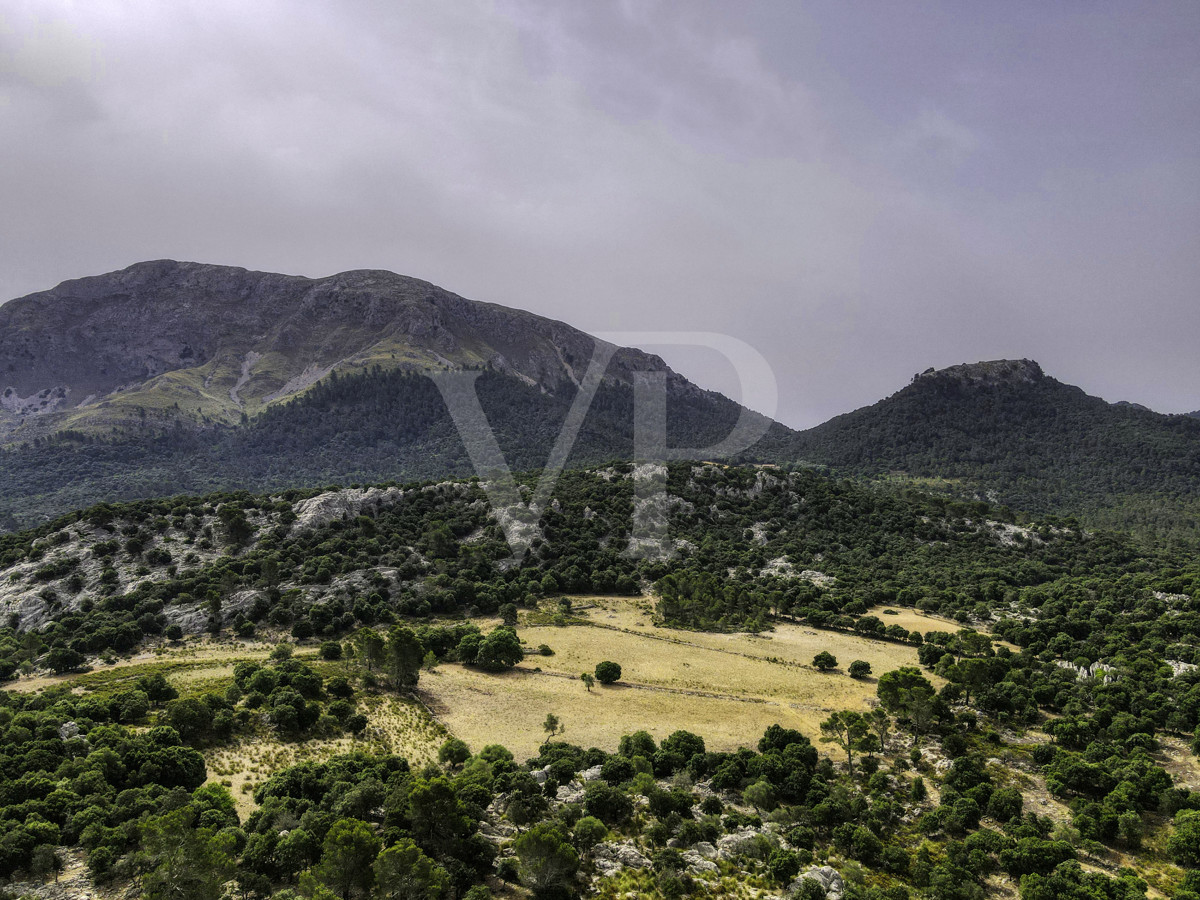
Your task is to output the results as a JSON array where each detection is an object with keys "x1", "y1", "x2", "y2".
[
  {"x1": 418, "y1": 595, "x2": 947, "y2": 760},
  {"x1": 5, "y1": 597, "x2": 963, "y2": 799}
]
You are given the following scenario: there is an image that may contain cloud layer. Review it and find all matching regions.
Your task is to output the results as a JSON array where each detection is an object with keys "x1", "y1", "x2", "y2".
[{"x1": 1, "y1": 0, "x2": 1197, "y2": 426}]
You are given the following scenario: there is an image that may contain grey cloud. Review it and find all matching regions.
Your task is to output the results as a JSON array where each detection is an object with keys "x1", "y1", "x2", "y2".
[{"x1": 0, "y1": 0, "x2": 1196, "y2": 427}]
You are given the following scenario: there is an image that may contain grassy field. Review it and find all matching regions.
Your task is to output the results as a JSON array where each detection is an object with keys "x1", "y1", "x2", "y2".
[
  {"x1": 865, "y1": 605, "x2": 966, "y2": 636},
  {"x1": 6, "y1": 598, "x2": 959, "y2": 805},
  {"x1": 418, "y1": 595, "x2": 942, "y2": 760},
  {"x1": 206, "y1": 693, "x2": 446, "y2": 817},
  {"x1": 7, "y1": 640, "x2": 278, "y2": 696}
]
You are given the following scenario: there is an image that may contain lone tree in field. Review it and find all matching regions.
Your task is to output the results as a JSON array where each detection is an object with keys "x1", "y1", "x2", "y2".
[
  {"x1": 594, "y1": 661, "x2": 622, "y2": 684},
  {"x1": 848, "y1": 659, "x2": 872, "y2": 679},
  {"x1": 542, "y1": 713, "x2": 565, "y2": 744},
  {"x1": 813, "y1": 651, "x2": 838, "y2": 672},
  {"x1": 475, "y1": 627, "x2": 524, "y2": 671},
  {"x1": 580, "y1": 672, "x2": 595, "y2": 692}
]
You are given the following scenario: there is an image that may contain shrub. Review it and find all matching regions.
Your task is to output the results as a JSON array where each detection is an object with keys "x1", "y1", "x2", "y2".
[
  {"x1": 594, "y1": 661, "x2": 622, "y2": 684},
  {"x1": 812, "y1": 651, "x2": 838, "y2": 671}
]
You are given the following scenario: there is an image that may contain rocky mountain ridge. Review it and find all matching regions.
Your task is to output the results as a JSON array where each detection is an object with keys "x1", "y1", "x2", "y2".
[{"x1": 0, "y1": 260, "x2": 686, "y2": 439}]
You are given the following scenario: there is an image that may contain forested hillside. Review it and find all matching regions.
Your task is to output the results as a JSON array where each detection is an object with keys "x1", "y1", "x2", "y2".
[
  {"x1": 795, "y1": 360, "x2": 1200, "y2": 546},
  {"x1": 0, "y1": 367, "x2": 793, "y2": 531},
  {"x1": 1, "y1": 463, "x2": 1199, "y2": 898}
]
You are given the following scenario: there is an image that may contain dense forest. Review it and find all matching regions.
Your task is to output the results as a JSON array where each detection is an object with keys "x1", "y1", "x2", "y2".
[
  {"x1": 1, "y1": 462, "x2": 1199, "y2": 898},
  {"x1": 6, "y1": 359, "x2": 1199, "y2": 554},
  {"x1": 794, "y1": 361, "x2": 1200, "y2": 546},
  {"x1": 0, "y1": 368, "x2": 791, "y2": 532}
]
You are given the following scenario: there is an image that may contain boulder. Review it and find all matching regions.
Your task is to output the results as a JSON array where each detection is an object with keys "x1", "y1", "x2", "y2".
[
  {"x1": 682, "y1": 850, "x2": 718, "y2": 874},
  {"x1": 789, "y1": 865, "x2": 845, "y2": 900},
  {"x1": 716, "y1": 827, "x2": 777, "y2": 860},
  {"x1": 591, "y1": 841, "x2": 650, "y2": 873},
  {"x1": 556, "y1": 782, "x2": 585, "y2": 804}
]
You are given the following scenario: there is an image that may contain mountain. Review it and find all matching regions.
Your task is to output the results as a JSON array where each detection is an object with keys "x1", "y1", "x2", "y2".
[
  {"x1": 794, "y1": 358, "x2": 1200, "y2": 545},
  {"x1": 0, "y1": 259, "x2": 701, "y2": 438},
  {"x1": 0, "y1": 261, "x2": 793, "y2": 529},
  {"x1": 5, "y1": 262, "x2": 1198, "y2": 546}
]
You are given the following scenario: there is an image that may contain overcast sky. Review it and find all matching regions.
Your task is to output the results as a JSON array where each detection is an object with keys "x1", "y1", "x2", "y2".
[{"x1": 1, "y1": 1, "x2": 1197, "y2": 427}]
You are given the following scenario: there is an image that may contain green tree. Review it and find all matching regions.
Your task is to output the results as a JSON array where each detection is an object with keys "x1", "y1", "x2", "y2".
[
  {"x1": 438, "y1": 737, "x2": 471, "y2": 768},
  {"x1": 877, "y1": 667, "x2": 935, "y2": 713},
  {"x1": 580, "y1": 672, "x2": 595, "y2": 692},
  {"x1": 877, "y1": 666, "x2": 938, "y2": 736},
  {"x1": 475, "y1": 627, "x2": 524, "y2": 671},
  {"x1": 572, "y1": 817, "x2": 607, "y2": 851},
  {"x1": 385, "y1": 626, "x2": 424, "y2": 691},
  {"x1": 407, "y1": 777, "x2": 470, "y2": 855},
  {"x1": 314, "y1": 818, "x2": 381, "y2": 900},
  {"x1": 1170, "y1": 809, "x2": 1200, "y2": 868},
  {"x1": 139, "y1": 807, "x2": 236, "y2": 900},
  {"x1": 594, "y1": 661, "x2": 622, "y2": 684},
  {"x1": 137, "y1": 672, "x2": 179, "y2": 705},
  {"x1": 514, "y1": 822, "x2": 579, "y2": 899},
  {"x1": 820, "y1": 710, "x2": 871, "y2": 774},
  {"x1": 44, "y1": 647, "x2": 85, "y2": 674},
  {"x1": 30, "y1": 845, "x2": 64, "y2": 883},
  {"x1": 950, "y1": 657, "x2": 990, "y2": 704},
  {"x1": 542, "y1": 713, "x2": 564, "y2": 744},
  {"x1": 372, "y1": 839, "x2": 450, "y2": 900},
  {"x1": 848, "y1": 660, "x2": 872, "y2": 679},
  {"x1": 812, "y1": 651, "x2": 838, "y2": 671},
  {"x1": 356, "y1": 628, "x2": 386, "y2": 672},
  {"x1": 743, "y1": 779, "x2": 777, "y2": 813}
]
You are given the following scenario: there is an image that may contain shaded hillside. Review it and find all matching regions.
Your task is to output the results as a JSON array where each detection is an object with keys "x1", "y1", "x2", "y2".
[
  {"x1": 0, "y1": 261, "x2": 794, "y2": 529},
  {"x1": 0, "y1": 367, "x2": 794, "y2": 530},
  {"x1": 795, "y1": 359, "x2": 1200, "y2": 545}
]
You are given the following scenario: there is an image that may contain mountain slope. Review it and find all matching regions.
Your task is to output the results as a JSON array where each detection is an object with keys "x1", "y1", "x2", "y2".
[
  {"x1": 795, "y1": 359, "x2": 1200, "y2": 544},
  {"x1": 0, "y1": 261, "x2": 793, "y2": 529},
  {"x1": 0, "y1": 259, "x2": 692, "y2": 438}
]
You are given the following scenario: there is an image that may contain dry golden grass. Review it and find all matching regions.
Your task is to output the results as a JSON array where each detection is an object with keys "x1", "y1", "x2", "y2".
[
  {"x1": 9, "y1": 637, "x2": 279, "y2": 694},
  {"x1": 420, "y1": 595, "x2": 939, "y2": 760},
  {"x1": 205, "y1": 694, "x2": 445, "y2": 818},
  {"x1": 865, "y1": 606, "x2": 965, "y2": 636}
]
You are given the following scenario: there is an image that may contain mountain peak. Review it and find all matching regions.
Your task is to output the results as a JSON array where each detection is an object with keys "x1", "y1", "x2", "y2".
[
  {"x1": 912, "y1": 358, "x2": 1045, "y2": 387},
  {"x1": 0, "y1": 260, "x2": 683, "y2": 440}
]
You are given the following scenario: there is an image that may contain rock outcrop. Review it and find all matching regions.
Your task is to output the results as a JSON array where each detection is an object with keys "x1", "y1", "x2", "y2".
[{"x1": 789, "y1": 865, "x2": 845, "y2": 899}]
